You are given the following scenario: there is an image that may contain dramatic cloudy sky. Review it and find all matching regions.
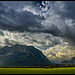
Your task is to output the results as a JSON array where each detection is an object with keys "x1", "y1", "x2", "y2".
[{"x1": 0, "y1": 1, "x2": 75, "y2": 63}]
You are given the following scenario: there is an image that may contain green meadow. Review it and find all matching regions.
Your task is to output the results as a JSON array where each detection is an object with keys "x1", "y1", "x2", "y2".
[{"x1": 0, "y1": 67, "x2": 75, "y2": 74}]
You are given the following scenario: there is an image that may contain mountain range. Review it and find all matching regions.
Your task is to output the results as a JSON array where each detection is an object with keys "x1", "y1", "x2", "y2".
[{"x1": 0, "y1": 44, "x2": 52, "y2": 66}]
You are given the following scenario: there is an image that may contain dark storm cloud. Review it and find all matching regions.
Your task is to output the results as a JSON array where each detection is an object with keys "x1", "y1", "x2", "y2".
[
  {"x1": 28, "y1": 24, "x2": 61, "y2": 36},
  {"x1": 54, "y1": 2, "x2": 75, "y2": 43},
  {"x1": 0, "y1": 1, "x2": 62, "y2": 37},
  {"x1": 44, "y1": 1, "x2": 75, "y2": 44},
  {"x1": 63, "y1": 25, "x2": 75, "y2": 44},
  {"x1": 0, "y1": 1, "x2": 41, "y2": 10},
  {"x1": 0, "y1": 2, "x2": 43, "y2": 32},
  {"x1": 54, "y1": 1, "x2": 75, "y2": 19},
  {"x1": 0, "y1": 1, "x2": 75, "y2": 43},
  {"x1": 44, "y1": 25, "x2": 61, "y2": 36}
]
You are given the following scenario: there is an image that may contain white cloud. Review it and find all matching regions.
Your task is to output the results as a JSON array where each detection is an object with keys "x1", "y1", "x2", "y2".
[
  {"x1": 42, "y1": 42, "x2": 75, "y2": 63},
  {"x1": 22, "y1": 6, "x2": 40, "y2": 15},
  {"x1": 0, "y1": 29, "x2": 63, "y2": 49},
  {"x1": 65, "y1": 18, "x2": 75, "y2": 26}
]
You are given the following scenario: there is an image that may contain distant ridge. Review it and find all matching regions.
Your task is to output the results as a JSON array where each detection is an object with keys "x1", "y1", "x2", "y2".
[{"x1": 61, "y1": 57, "x2": 75, "y2": 65}]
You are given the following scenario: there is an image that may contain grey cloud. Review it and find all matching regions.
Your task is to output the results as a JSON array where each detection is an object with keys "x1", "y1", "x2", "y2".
[
  {"x1": 41, "y1": 1, "x2": 75, "y2": 44},
  {"x1": 4, "y1": 38, "x2": 22, "y2": 47},
  {"x1": 53, "y1": 1, "x2": 75, "y2": 19},
  {"x1": 4, "y1": 39, "x2": 19, "y2": 46},
  {"x1": 0, "y1": 1, "x2": 62, "y2": 37},
  {"x1": 44, "y1": 25, "x2": 61, "y2": 36},
  {"x1": 28, "y1": 24, "x2": 61, "y2": 36},
  {"x1": 0, "y1": 30, "x2": 4, "y2": 36},
  {"x1": 0, "y1": 1, "x2": 63, "y2": 39},
  {"x1": 31, "y1": 39, "x2": 46, "y2": 45},
  {"x1": 55, "y1": 1, "x2": 75, "y2": 44},
  {"x1": 1, "y1": 1, "x2": 75, "y2": 45},
  {"x1": 0, "y1": 1, "x2": 40, "y2": 10},
  {"x1": 0, "y1": 3, "x2": 43, "y2": 32},
  {"x1": 5, "y1": 39, "x2": 13, "y2": 46},
  {"x1": 37, "y1": 45, "x2": 51, "y2": 50}
]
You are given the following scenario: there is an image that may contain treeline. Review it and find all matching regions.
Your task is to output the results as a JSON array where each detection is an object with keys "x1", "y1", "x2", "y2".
[
  {"x1": 0, "y1": 65, "x2": 75, "y2": 68},
  {"x1": 49, "y1": 64, "x2": 75, "y2": 68}
]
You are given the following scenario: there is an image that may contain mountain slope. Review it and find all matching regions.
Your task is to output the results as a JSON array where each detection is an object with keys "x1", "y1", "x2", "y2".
[
  {"x1": 0, "y1": 44, "x2": 52, "y2": 66},
  {"x1": 71, "y1": 57, "x2": 75, "y2": 64}
]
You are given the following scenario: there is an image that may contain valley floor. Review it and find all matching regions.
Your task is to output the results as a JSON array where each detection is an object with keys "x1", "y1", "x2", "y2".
[{"x1": 0, "y1": 67, "x2": 75, "y2": 74}]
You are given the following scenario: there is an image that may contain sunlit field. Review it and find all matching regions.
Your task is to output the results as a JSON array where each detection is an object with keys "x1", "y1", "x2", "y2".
[{"x1": 0, "y1": 67, "x2": 75, "y2": 74}]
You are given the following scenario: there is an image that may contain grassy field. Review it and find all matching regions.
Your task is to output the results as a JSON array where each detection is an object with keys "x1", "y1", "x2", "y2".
[{"x1": 0, "y1": 67, "x2": 75, "y2": 74}]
